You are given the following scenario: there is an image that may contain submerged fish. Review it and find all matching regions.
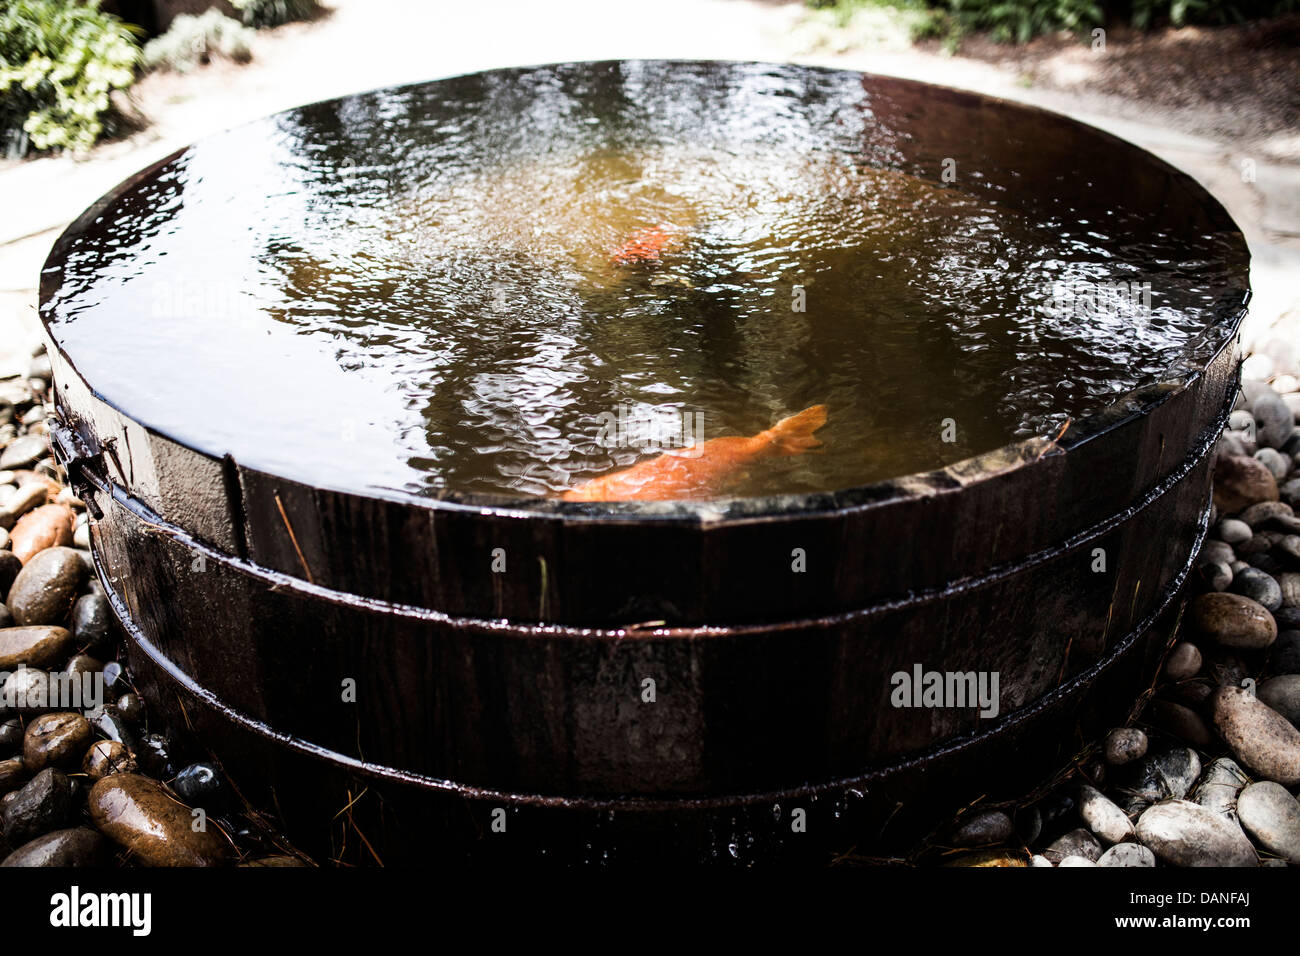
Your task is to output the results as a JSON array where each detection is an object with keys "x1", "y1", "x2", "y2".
[
  {"x1": 610, "y1": 225, "x2": 674, "y2": 265},
  {"x1": 562, "y1": 405, "x2": 829, "y2": 502}
]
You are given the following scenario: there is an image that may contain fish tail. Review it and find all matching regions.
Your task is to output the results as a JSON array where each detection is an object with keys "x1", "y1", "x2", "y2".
[{"x1": 763, "y1": 404, "x2": 828, "y2": 456}]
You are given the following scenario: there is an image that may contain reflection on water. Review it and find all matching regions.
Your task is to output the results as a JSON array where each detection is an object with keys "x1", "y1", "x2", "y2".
[{"x1": 44, "y1": 62, "x2": 1244, "y2": 501}]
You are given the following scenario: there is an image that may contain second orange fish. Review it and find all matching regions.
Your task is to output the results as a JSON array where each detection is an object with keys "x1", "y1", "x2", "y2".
[{"x1": 610, "y1": 224, "x2": 674, "y2": 266}]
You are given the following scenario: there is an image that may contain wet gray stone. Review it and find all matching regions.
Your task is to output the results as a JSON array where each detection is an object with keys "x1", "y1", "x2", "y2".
[
  {"x1": 1278, "y1": 572, "x2": 1300, "y2": 608},
  {"x1": 1191, "y1": 757, "x2": 1249, "y2": 822},
  {"x1": 0, "y1": 719, "x2": 19, "y2": 754},
  {"x1": 0, "y1": 756, "x2": 26, "y2": 795},
  {"x1": 0, "y1": 435, "x2": 47, "y2": 472},
  {"x1": 1237, "y1": 782, "x2": 1300, "y2": 864},
  {"x1": 1, "y1": 827, "x2": 108, "y2": 867},
  {"x1": 22, "y1": 712, "x2": 91, "y2": 772},
  {"x1": 0, "y1": 626, "x2": 75, "y2": 672},
  {"x1": 1167, "y1": 680, "x2": 1214, "y2": 709},
  {"x1": 115, "y1": 693, "x2": 144, "y2": 725},
  {"x1": 1220, "y1": 432, "x2": 1250, "y2": 458},
  {"x1": 1201, "y1": 539, "x2": 1237, "y2": 566},
  {"x1": 0, "y1": 666, "x2": 54, "y2": 716},
  {"x1": 1044, "y1": 827, "x2": 1102, "y2": 863},
  {"x1": 1197, "y1": 559, "x2": 1233, "y2": 592},
  {"x1": 1240, "y1": 501, "x2": 1296, "y2": 529},
  {"x1": 1258, "y1": 674, "x2": 1300, "y2": 727},
  {"x1": 6, "y1": 547, "x2": 87, "y2": 627},
  {"x1": 1256, "y1": 448, "x2": 1291, "y2": 480},
  {"x1": 1098, "y1": 843, "x2": 1156, "y2": 867},
  {"x1": 1230, "y1": 567, "x2": 1284, "y2": 611},
  {"x1": 1253, "y1": 392, "x2": 1296, "y2": 450},
  {"x1": 89, "y1": 774, "x2": 234, "y2": 867},
  {"x1": 0, "y1": 768, "x2": 73, "y2": 847},
  {"x1": 89, "y1": 707, "x2": 137, "y2": 750},
  {"x1": 1282, "y1": 477, "x2": 1300, "y2": 506},
  {"x1": 1136, "y1": 800, "x2": 1257, "y2": 867},
  {"x1": 1212, "y1": 686, "x2": 1300, "y2": 785},
  {"x1": 1119, "y1": 745, "x2": 1202, "y2": 814},
  {"x1": 1079, "y1": 784, "x2": 1135, "y2": 844},
  {"x1": 1103, "y1": 727, "x2": 1148, "y2": 766},
  {"x1": 70, "y1": 592, "x2": 112, "y2": 653},
  {"x1": 951, "y1": 809, "x2": 1015, "y2": 847},
  {"x1": 1164, "y1": 642, "x2": 1203, "y2": 682},
  {"x1": 1230, "y1": 407, "x2": 1256, "y2": 430},
  {"x1": 1216, "y1": 519, "x2": 1253, "y2": 545},
  {"x1": 1192, "y1": 592, "x2": 1278, "y2": 649}
]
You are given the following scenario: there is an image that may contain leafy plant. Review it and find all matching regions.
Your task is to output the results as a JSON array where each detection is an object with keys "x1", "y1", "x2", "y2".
[
  {"x1": 809, "y1": 0, "x2": 1300, "y2": 43},
  {"x1": 0, "y1": 0, "x2": 140, "y2": 155},
  {"x1": 230, "y1": 0, "x2": 322, "y2": 29},
  {"x1": 946, "y1": 0, "x2": 1104, "y2": 41},
  {"x1": 806, "y1": 0, "x2": 957, "y2": 44},
  {"x1": 1131, "y1": 0, "x2": 1207, "y2": 26},
  {"x1": 141, "y1": 10, "x2": 253, "y2": 74},
  {"x1": 1130, "y1": 0, "x2": 1295, "y2": 27}
]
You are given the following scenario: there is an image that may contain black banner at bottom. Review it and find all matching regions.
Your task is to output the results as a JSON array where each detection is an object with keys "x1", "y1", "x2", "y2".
[{"x1": 0, "y1": 865, "x2": 1284, "y2": 942}]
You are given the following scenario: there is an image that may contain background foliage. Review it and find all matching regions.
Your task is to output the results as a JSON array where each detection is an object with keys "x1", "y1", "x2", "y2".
[
  {"x1": 0, "y1": 0, "x2": 139, "y2": 154},
  {"x1": 229, "y1": 0, "x2": 321, "y2": 29},
  {"x1": 141, "y1": 9, "x2": 253, "y2": 73},
  {"x1": 810, "y1": 0, "x2": 1299, "y2": 42}
]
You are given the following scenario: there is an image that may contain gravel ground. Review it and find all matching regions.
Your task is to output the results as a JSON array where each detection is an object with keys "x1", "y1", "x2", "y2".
[
  {"x1": 0, "y1": 353, "x2": 307, "y2": 867},
  {"x1": 925, "y1": 360, "x2": 1300, "y2": 867},
  {"x1": 942, "y1": 16, "x2": 1300, "y2": 155}
]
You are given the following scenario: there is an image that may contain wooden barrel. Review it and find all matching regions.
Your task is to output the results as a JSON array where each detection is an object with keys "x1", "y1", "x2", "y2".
[{"x1": 39, "y1": 63, "x2": 1249, "y2": 863}]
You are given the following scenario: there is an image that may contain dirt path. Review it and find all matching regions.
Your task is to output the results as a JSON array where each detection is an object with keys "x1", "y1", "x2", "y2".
[
  {"x1": 948, "y1": 18, "x2": 1300, "y2": 154},
  {"x1": 2, "y1": 0, "x2": 1297, "y2": 375}
]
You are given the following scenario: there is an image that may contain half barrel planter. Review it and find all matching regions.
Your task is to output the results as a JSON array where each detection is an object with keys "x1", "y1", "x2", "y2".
[{"x1": 39, "y1": 63, "x2": 1249, "y2": 864}]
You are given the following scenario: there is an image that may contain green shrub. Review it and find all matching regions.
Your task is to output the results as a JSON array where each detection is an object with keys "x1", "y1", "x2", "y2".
[
  {"x1": 0, "y1": 0, "x2": 140, "y2": 155},
  {"x1": 948, "y1": 0, "x2": 1103, "y2": 41},
  {"x1": 1130, "y1": 0, "x2": 1296, "y2": 27},
  {"x1": 809, "y1": 0, "x2": 1300, "y2": 42},
  {"x1": 804, "y1": 0, "x2": 958, "y2": 44},
  {"x1": 230, "y1": 0, "x2": 322, "y2": 29},
  {"x1": 141, "y1": 9, "x2": 253, "y2": 74}
]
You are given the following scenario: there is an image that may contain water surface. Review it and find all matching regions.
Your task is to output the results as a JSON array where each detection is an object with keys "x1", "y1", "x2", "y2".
[{"x1": 43, "y1": 61, "x2": 1245, "y2": 501}]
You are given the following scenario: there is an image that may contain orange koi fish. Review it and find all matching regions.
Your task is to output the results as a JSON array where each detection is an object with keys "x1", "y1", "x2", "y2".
[
  {"x1": 610, "y1": 224, "x2": 674, "y2": 266},
  {"x1": 562, "y1": 405, "x2": 828, "y2": 502}
]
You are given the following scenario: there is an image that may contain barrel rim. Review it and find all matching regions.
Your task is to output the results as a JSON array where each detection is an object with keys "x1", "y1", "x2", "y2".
[
  {"x1": 81, "y1": 369, "x2": 1229, "y2": 632},
  {"x1": 39, "y1": 59, "x2": 1251, "y2": 525}
]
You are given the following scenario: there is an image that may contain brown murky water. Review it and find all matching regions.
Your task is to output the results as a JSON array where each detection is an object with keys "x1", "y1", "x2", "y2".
[{"x1": 44, "y1": 62, "x2": 1243, "y2": 501}]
